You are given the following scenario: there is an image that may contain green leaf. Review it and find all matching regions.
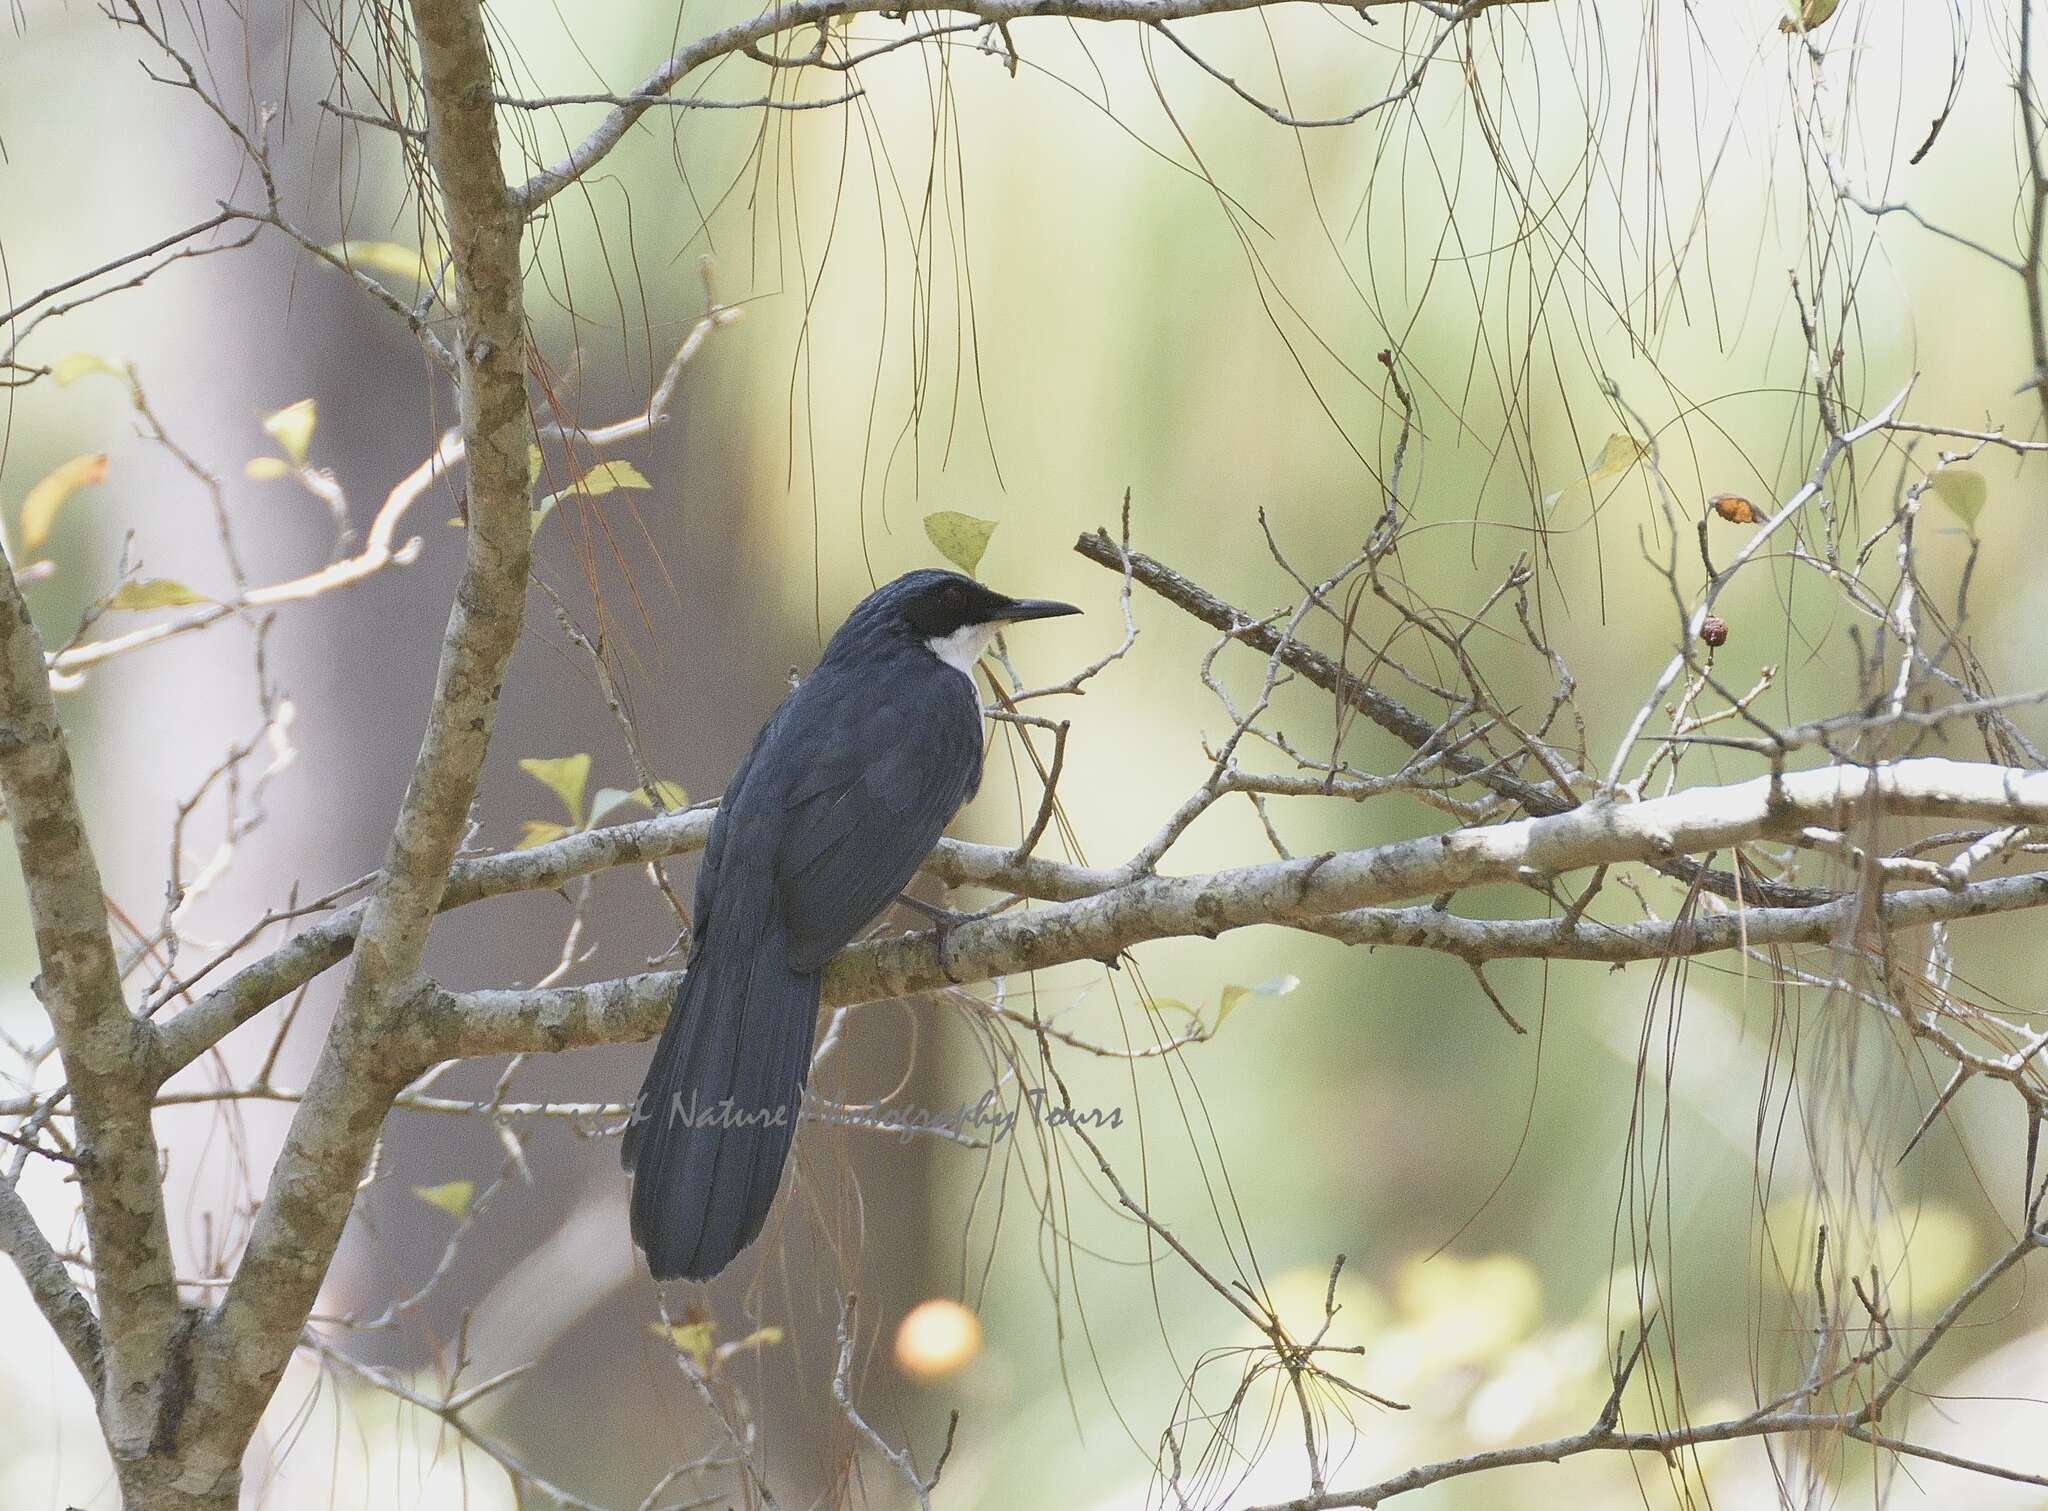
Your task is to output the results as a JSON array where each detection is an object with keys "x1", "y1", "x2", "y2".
[
  {"x1": 1215, "y1": 974, "x2": 1300, "y2": 1031},
  {"x1": 587, "y1": 787, "x2": 636, "y2": 828},
  {"x1": 109, "y1": 578, "x2": 210, "y2": 611},
  {"x1": 650, "y1": 1320, "x2": 716, "y2": 1371},
  {"x1": 244, "y1": 456, "x2": 292, "y2": 481},
  {"x1": 1542, "y1": 433, "x2": 1645, "y2": 515},
  {"x1": 518, "y1": 754, "x2": 592, "y2": 825},
  {"x1": 325, "y1": 240, "x2": 435, "y2": 285},
  {"x1": 923, "y1": 511, "x2": 999, "y2": 576},
  {"x1": 51, "y1": 352, "x2": 128, "y2": 386},
  {"x1": 412, "y1": 1180, "x2": 475, "y2": 1220},
  {"x1": 20, "y1": 453, "x2": 108, "y2": 549},
  {"x1": 516, "y1": 819, "x2": 570, "y2": 850},
  {"x1": 262, "y1": 399, "x2": 317, "y2": 467},
  {"x1": 1930, "y1": 469, "x2": 1987, "y2": 529}
]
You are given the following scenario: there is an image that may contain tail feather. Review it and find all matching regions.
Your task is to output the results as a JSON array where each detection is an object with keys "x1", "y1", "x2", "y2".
[{"x1": 625, "y1": 917, "x2": 821, "y2": 1280}]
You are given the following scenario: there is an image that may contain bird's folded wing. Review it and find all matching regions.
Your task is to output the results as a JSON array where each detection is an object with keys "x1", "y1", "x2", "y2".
[{"x1": 776, "y1": 689, "x2": 983, "y2": 974}]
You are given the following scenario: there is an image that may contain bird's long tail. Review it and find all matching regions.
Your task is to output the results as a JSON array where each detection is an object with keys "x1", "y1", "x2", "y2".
[{"x1": 622, "y1": 916, "x2": 821, "y2": 1281}]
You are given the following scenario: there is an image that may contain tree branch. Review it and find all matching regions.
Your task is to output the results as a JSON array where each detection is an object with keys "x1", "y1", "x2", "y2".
[
  {"x1": 510, "y1": 0, "x2": 1464, "y2": 213},
  {"x1": 0, "y1": 543, "x2": 177, "y2": 1456},
  {"x1": 0, "y1": 1173, "x2": 104, "y2": 1395},
  {"x1": 177, "y1": 0, "x2": 536, "y2": 1487},
  {"x1": 1071, "y1": 529, "x2": 1835, "y2": 910}
]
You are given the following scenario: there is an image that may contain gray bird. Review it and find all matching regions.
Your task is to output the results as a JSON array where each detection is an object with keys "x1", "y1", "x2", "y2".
[{"x1": 624, "y1": 569, "x2": 1081, "y2": 1280}]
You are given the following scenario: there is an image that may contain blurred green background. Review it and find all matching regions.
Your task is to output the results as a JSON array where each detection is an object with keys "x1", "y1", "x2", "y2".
[{"x1": 3, "y1": 0, "x2": 2045, "y2": 1506}]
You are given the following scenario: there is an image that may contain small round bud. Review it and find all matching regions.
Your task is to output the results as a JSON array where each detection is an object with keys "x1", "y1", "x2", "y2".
[{"x1": 1699, "y1": 615, "x2": 1729, "y2": 648}]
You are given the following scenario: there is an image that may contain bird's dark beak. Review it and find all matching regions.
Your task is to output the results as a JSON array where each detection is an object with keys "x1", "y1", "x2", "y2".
[{"x1": 991, "y1": 596, "x2": 1082, "y2": 623}]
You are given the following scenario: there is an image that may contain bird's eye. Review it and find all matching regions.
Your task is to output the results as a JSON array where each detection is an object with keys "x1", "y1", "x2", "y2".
[{"x1": 942, "y1": 583, "x2": 964, "y2": 606}]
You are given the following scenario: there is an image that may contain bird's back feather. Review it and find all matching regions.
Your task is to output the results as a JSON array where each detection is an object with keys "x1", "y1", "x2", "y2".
[{"x1": 623, "y1": 646, "x2": 985, "y2": 1281}]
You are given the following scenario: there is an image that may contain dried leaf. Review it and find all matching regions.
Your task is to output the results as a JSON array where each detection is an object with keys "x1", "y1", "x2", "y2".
[
  {"x1": 1542, "y1": 434, "x2": 1645, "y2": 515},
  {"x1": 517, "y1": 753, "x2": 592, "y2": 825},
  {"x1": 1708, "y1": 492, "x2": 1759, "y2": 525},
  {"x1": 411, "y1": 1179, "x2": 475, "y2": 1220},
  {"x1": 109, "y1": 578, "x2": 209, "y2": 611},
  {"x1": 20, "y1": 453, "x2": 108, "y2": 549},
  {"x1": 262, "y1": 399, "x2": 317, "y2": 467},
  {"x1": 923, "y1": 511, "x2": 999, "y2": 576}
]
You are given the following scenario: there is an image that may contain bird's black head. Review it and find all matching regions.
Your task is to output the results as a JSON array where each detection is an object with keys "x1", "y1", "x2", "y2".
[{"x1": 829, "y1": 568, "x2": 1081, "y2": 676}]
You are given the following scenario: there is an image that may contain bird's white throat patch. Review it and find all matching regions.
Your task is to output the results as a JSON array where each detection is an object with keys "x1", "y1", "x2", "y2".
[{"x1": 926, "y1": 620, "x2": 1000, "y2": 679}]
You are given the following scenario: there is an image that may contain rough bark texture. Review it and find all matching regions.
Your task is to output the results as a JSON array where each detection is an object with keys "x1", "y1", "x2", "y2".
[
  {"x1": 160, "y1": 0, "x2": 535, "y2": 1497},
  {"x1": 0, "y1": 542, "x2": 177, "y2": 1464}
]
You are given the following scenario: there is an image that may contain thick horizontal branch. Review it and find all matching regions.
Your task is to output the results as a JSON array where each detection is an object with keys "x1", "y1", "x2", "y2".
[
  {"x1": 363, "y1": 759, "x2": 2048, "y2": 1061},
  {"x1": 1304, "y1": 866, "x2": 2048, "y2": 961},
  {"x1": 148, "y1": 814, "x2": 1116, "y2": 1081},
  {"x1": 153, "y1": 757, "x2": 2048, "y2": 1077}
]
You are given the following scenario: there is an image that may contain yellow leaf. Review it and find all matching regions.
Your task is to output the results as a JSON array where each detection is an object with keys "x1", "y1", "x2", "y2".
[
  {"x1": 262, "y1": 399, "x2": 317, "y2": 468},
  {"x1": 527, "y1": 444, "x2": 544, "y2": 489},
  {"x1": 1779, "y1": 0, "x2": 1841, "y2": 32},
  {"x1": 109, "y1": 578, "x2": 210, "y2": 610},
  {"x1": 51, "y1": 352, "x2": 128, "y2": 386},
  {"x1": 516, "y1": 819, "x2": 570, "y2": 850},
  {"x1": 326, "y1": 240, "x2": 434, "y2": 284},
  {"x1": 517, "y1": 754, "x2": 591, "y2": 825},
  {"x1": 650, "y1": 1320, "x2": 716, "y2": 1371},
  {"x1": 20, "y1": 453, "x2": 108, "y2": 549},
  {"x1": 578, "y1": 460, "x2": 650, "y2": 495},
  {"x1": 923, "y1": 511, "x2": 999, "y2": 576},
  {"x1": 1542, "y1": 434, "x2": 1645, "y2": 515},
  {"x1": 1215, "y1": 974, "x2": 1299, "y2": 1031},
  {"x1": 412, "y1": 1180, "x2": 475, "y2": 1220},
  {"x1": 714, "y1": 1325, "x2": 785, "y2": 1367},
  {"x1": 1929, "y1": 469, "x2": 1986, "y2": 530},
  {"x1": 535, "y1": 461, "x2": 651, "y2": 521},
  {"x1": 244, "y1": 457, "x2": 292, "y2": 481}
]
